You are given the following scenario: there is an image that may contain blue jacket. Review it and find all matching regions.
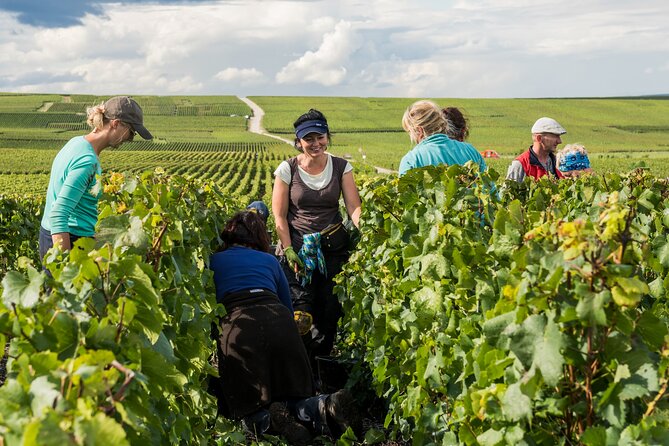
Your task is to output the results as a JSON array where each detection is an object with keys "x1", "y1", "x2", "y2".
[
  {"x1": 399, "y1": 133, "x2": 486, "y2": 176},
  {"x1": 210, "y1": 246, "x2": 293, "y2": 312}
]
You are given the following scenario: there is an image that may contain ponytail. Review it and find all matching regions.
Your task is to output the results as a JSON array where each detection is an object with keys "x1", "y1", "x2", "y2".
[{"x1": 86, "y1": 103, "x2": 107, "y2": 130}]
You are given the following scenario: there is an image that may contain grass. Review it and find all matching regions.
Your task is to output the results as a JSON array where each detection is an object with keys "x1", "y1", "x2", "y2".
[{"x1": 250, "y1": 96, "x2": 669, "y2": 173}]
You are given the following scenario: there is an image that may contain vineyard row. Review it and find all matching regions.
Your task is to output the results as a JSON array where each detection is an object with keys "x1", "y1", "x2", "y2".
[
  {"x1": 46, "y1": 103, "x2": 251, "y2": 116},
  {"x1": 0, "y1": 138, "x2": 285, "y2": 152},
  {"x1": 0, "y1": 156, "x2": 281, "y2": 202}
]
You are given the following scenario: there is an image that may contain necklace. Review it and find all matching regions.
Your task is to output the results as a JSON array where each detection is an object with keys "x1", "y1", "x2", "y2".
[{"x1": 299, "y1": 155, "x2": 327, "y2": 175}]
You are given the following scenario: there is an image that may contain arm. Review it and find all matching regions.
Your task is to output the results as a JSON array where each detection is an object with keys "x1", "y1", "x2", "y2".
[
  {"x1": 52, "y1": 232, "x2": 72, "y2": 250},
  {"x1": 49, "y1": 159, "x2": 97, "y2": 250},
  {"x1": 341, "y1": 171, "x2": 362, "y2": 228},
  {"x1": 398, "y1": 153, "x2": 414, "y2": 177},
  {"x1": 271, "y1": 175, "x2": 292, "y2": 251},
  {"x1": 478, "y1": 156, "x2": 487, "y2": 172},
  {"x1": 272, "y1": 176, "x2": 304, "y2": 273},
  {"x1": 506, "y1": 160, "x2": 526, "y2": 183}
]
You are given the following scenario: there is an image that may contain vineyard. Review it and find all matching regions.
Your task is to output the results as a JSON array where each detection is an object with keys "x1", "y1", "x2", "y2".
[
  {"x1": 0, "y1": 113, "x2": 86, "y2": 128},
  {"x1": 332, "y1": 165, "x2": 669, "y2": 444},
  {"x1": 0, "y1": 148, "x2": 291, "y2": 204},
  {"x1": 1, "y1": 93, "x2": 669, "y2": 444},
  {"x1": 250, "y1": 96, "x2": 669, "y2": 174},
  {"x1": 0, "y1": 172, "x2": 245, "y2": 445},
  {"x1": 0, "y1": 138, "x2": 252, "y2": 151},
  {"x1": 1, "y1": 165, "x2": 668, "y2": 444},
  {"x1": 2, "y1": 94, "x2": 669, "y2": 198},
  {"x1": 39, "y1": 95, "x2": 251, "y2": 116},
  {"x1": 0, "y1": 94, "x2": 297, "y2": 202}
]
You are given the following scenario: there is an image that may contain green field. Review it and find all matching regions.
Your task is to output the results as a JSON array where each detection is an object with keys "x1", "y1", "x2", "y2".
[
  {"x1": 251, "y1": 96, "x2": 669, "y2": 173},
  {"x1": 1, "y1": 94, "x2": 669, "y2": 198},
  {"x1": 0, "y1": 94, "x2": 294, "y2": 201}
]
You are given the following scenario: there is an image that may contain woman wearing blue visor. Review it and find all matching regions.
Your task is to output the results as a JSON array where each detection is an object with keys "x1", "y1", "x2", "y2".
[{"x1": 271, "y1": 109, "x2": 362, "y2": 368}]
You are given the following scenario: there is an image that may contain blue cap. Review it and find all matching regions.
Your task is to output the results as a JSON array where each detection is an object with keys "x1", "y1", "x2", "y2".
[
  {"x1": 295, "y1": 119, "x2": 329, "y2": 139},
  {"x1": 246, "y1": 201, "x2": 269, "y2": 223}
]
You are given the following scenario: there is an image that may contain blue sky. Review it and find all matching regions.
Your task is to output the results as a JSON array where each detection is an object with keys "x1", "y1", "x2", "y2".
[{"x1": 0, "y1": 0, "x2": 667, "y2": 97}]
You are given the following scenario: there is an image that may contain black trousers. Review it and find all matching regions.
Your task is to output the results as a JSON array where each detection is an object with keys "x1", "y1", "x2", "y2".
[{"x1": 280, "y1": 251, "x2": 349, "y2": 362}]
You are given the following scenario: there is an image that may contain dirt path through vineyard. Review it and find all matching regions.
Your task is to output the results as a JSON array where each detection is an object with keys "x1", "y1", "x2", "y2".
[
  {"x1": 238, "y1": 97, "x2": 292, "y2": 145},
  {"x1": 238, "y1": 96, "x2": 394, "y2": 174}
]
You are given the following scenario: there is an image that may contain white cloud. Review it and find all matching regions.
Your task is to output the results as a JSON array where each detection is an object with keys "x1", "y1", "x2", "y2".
[
  {"x1": 358, "y1": 58, "x2": 517, "y2": 98},
  {"x1": 215, "y1": 67, "x2": 266, "y2": 85},
  {"x1": 164, "y1": 75, "x2": 204, "y2": 93},
  {"x1": 1, "y1": 0, "x2": 668, "y2": 97},
  {"x1": 275, "y1": 21, "x2": 362, "y2": 86}
]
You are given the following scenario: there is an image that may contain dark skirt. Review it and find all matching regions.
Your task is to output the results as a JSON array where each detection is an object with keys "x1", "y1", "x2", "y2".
[{"x1": 218, "y1": 291, "x2": 314, "y2": 418}]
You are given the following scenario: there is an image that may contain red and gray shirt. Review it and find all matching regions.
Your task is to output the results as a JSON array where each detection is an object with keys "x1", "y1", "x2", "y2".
[{"x1": 506, "y1": 146, "x2": 564, "y2": 182}]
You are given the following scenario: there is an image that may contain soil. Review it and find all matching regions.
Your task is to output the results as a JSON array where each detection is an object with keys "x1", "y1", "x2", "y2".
[
  {"x1": 37, "y1": 102, "x2": 53, "y2": 112},
  {"x1": 237, "y1": 96, "x2": 293, "y2": 145}
]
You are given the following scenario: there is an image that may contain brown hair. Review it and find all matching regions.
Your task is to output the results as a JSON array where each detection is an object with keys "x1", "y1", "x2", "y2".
[
  {"x1": 443, "y1": 107, "x2": 469, "y2": 142},
  {"x1": 220, "y1": 211, "x2": 270, "y2": 252},
  {"x1": 293, "y1": 108, "x2": 331, "y2": 151}
]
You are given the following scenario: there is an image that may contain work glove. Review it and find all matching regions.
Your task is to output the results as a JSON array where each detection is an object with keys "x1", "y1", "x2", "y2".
[
  {"x1": 294, "y1": 310, "x2": 313, "y2": 336},
  {"x1": 284, "y1": 246, "x2": 304, "y2": 272}
]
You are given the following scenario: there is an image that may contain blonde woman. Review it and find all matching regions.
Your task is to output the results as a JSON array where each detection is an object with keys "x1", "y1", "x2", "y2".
[
  {"x1": 39, "y1": 96, "x2": 152, "y2": 260},
  {"x1": 399, "y1": 100, "x2": 486, "y2": 176}
]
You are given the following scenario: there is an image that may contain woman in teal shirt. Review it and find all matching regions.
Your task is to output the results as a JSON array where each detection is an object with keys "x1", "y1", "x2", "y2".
[
  {"x1": 39, "y1": 96, "x2": 152, "y2": 260},
  {"x1": 398, "y1": 100, "x2": 486, "y2": 176}
]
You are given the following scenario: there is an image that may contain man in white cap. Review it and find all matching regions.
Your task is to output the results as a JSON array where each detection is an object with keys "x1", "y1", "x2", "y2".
[{"x1": 506, "y1": 117, "x2": 566, "y2": 182}]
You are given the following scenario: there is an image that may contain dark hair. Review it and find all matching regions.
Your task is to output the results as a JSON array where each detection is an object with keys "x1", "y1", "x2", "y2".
[
  {"x1": 443, "y1": 107, "x2": 469, "y2": 142},
  {"x1": 293, "y1": 108, "x2": 331, "y2": 150},
  {"x1": 220, "y1": 211, "x2": 270, "y2": 252}
]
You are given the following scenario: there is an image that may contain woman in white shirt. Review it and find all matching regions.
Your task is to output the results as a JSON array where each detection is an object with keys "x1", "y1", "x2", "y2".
[{"x1": 271, "y1": 109, "x2": 361, "y2": 366}]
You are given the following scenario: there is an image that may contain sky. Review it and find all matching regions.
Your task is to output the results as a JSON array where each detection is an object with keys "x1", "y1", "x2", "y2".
[{"x1": 0, "y1": 0, "x2": 667, "y2": 98}]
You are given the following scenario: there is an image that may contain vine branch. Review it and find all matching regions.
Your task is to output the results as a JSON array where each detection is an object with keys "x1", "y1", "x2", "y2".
[{"x1": 110, "y1": 360, "x2": 136, "y2": 402}]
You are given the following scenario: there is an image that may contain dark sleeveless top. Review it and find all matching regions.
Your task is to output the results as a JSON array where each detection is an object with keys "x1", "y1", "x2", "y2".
[{"x1": 286, "y1": 155, "x2": 347, "y2": 250}]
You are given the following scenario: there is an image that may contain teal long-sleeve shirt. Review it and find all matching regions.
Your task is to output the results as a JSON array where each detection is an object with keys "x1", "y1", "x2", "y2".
[
  {"x1": 399, "y1": 133, "x2": 487, "y2": 176},
  {"x1": 41, "y1": 136, "x2": 102, "y2": 236}
]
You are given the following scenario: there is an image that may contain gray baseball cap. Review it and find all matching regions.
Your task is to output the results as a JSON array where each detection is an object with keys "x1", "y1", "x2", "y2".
[{"x1": 103, "y1": 96, "x2": 153, "y2": 140}]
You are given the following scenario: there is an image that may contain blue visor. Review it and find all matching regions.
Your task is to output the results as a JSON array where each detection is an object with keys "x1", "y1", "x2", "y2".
[{"x1": 295, "y1": 120, "x2": 329, "y2": 139}]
